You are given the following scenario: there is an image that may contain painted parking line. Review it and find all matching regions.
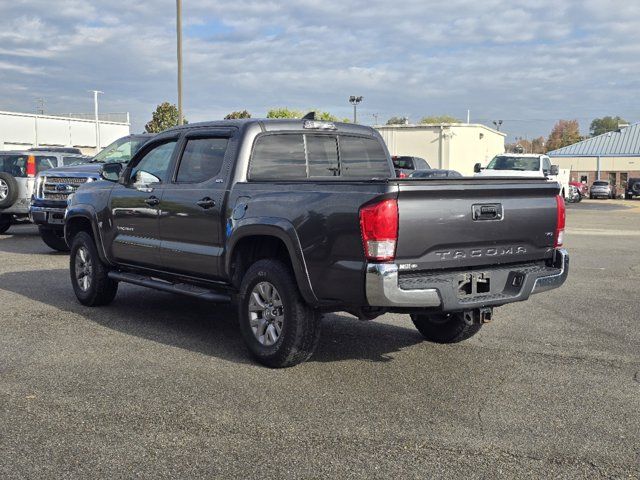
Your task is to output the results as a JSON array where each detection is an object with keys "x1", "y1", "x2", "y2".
[{"x1": 566, "y1": 228, "x2": 640, "y2": 236}]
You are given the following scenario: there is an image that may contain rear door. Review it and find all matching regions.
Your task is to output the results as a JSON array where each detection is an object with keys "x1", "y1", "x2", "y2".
[
  {"x1": 157, "y1": 129, "x2": 233, "y2": 279},
  {"x1": 108, "y1": 138, "x2": 179, "y2": 267},
  {"x1": 394, "y1": 179, "x2": 559, "y2": 271}
]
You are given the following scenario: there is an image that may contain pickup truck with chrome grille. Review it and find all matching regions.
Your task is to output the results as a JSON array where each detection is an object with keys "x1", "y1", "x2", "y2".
[{"x1": 64, "y1": 117, "x2": 569, "y2": 367}]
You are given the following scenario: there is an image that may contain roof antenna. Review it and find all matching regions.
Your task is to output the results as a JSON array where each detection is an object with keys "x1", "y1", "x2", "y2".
[{"x1": 302, "y1": 111, "x2": 316, "y2": 120}]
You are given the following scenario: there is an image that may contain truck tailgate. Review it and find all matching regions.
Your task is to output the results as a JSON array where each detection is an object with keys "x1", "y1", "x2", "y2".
[{"x1": 394, "y1": 178, "x2": 559, "y2": 271}]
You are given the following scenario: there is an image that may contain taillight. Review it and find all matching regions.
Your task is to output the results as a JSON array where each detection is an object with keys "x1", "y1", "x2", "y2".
[
  {"x1": 26, "y1": 155, "x2": 36, "y2": 177},
  {"x1": 359, "y1": 199, "x2": 398, "y2": 262},
  {"x1": 398, "y1": 171, "x2": 407, "y2": 179},
  {"x1": 555, "y1": 194, "x2": 565, "y2": 247}
]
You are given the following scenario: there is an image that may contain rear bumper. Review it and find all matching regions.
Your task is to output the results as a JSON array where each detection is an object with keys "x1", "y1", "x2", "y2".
[{"x1": 366, "y1": 249, "x2": 569, "y2": 311}]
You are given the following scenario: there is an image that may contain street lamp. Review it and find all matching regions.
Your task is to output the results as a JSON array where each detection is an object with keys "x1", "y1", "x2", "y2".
[
  {"x1": 349, "y1": 96, "x2": 363, "y2": 123},
  {"x1": 89, "y1": 90, "x2": 104, "y2": 149},
  {"x1": 492, "y1": 120, "x2": 503, "y2": 131},
  {"x1": 176, "y1": 0, "x2": 184, "y2": 125}
]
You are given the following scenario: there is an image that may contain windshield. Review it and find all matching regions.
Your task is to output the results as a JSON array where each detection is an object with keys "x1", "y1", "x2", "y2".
[
  {"x1": 93, "y1": 137, "x2": 144, "y2": 164},
  {"x1": 486, "y1": 156, "x2": 540, "y2": 171},
  {"x1": 392, "y1": 156, "x2": 414, "y2": 169}
]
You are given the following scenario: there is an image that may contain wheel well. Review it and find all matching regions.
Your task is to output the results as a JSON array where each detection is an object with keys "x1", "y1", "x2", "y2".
[
  {"x1": 230, "y1": 235, "x2": 294, "y2": 288},
  {"x1": 65, "y1": 216, "x2": 94, "y2": 244}
]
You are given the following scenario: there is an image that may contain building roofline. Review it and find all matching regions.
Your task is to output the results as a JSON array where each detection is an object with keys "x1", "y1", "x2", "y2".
[
  {"x1": 373, "y1": 122, "x2": 507, "y2": 137},
  {"x1": 0, "y1": 110, "x2": 130, "y2": 126}
]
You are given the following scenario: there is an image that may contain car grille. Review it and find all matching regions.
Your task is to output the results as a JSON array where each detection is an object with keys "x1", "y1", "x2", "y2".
[{"x1": 41, "y1": 176, "x2": 89, "y2": 200}]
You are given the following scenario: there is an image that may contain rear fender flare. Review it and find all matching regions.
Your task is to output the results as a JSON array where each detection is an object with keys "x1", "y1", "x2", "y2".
[{"x1": 225, "y1": 217, "x2": 318, "y2": 305}]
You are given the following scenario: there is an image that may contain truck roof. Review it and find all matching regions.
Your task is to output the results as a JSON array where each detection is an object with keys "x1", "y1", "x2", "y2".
[{"x1": 163, "y1": 118, "x2": 376, "y2": 136}]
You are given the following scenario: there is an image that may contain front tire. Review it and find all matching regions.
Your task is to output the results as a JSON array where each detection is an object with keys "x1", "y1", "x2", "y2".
[
  {"x1": 238, "y1": 259, "x2": 321, "y2": 368},
  {"x1": 70, "y1": 231, "x2": 118, "y2": 306},
  {"x1": 411, "y1": 312, "x2": 482, "y2": 343},
  {"x1": 39, "y1": 226, "x2": 70, "y2": 252}
]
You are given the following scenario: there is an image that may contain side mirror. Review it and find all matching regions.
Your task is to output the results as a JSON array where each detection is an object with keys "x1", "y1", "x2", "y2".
[
  {"x1": 100, "y1": 162, "x2": 123, "y2": 182},
  {"x1": 549, "y1": 165, "x2": 559, "y2": 176},
  {"x1": 474, "y1": 163, "x2": 482, "y2": 173}
]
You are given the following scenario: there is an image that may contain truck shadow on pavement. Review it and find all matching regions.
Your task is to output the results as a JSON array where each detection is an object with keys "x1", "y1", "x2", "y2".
[
  {"x1": 0, "y1": 268, "x2": 424, "y2": 365},
  {"x1": 0, "y1": 226, "x2": 67, "y2": 256}
]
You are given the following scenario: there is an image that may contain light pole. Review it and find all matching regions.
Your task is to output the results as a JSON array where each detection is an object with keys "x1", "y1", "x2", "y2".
[
  {"x1": 89, "y1": 90, "x2": 103, "y2": 149},
  {"x1": 176, "y1": 0, "x2": 184, "y2": 125},
  {"x1": 492, "y1": 120, "x2": 503, "y2": 131},
  {"x1": 349, "y1": 96, "x2": 363, "y2": 123}
]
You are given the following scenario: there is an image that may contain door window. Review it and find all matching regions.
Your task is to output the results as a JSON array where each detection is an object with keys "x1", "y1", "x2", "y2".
[
  {"x1": 176, "y1": 138, "x2": 228, "y2": 183},
  {"x1": 130, "y1": 141, "x2": 177, "y2": 185},
  {"x1": 542, "y1": 157, "x2": 551, "y2": 173}
]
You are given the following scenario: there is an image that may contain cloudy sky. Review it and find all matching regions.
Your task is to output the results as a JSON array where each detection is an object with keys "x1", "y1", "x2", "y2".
[{"x1": 1, "y1": 0, "x2": 639, "y2": 139}]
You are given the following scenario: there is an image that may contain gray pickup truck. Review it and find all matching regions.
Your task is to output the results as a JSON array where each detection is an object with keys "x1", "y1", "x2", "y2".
[{"x1": 65, "y1": 118, "x2": 568, "y2": 367}]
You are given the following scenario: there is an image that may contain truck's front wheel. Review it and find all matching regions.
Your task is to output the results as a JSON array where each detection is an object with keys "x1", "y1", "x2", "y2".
[
  {"x1": 70, "y1": 232, "x2": 118, "y2": 306},
  {"x1": 238, "y1": 259, "x2": 321, "y2": 368},
  {"x1": 39, "y1": 227, "x2": 70, "y2": 252},
  {"x1": 411, "y1": 312, "x2": 482, "y2": 343}
]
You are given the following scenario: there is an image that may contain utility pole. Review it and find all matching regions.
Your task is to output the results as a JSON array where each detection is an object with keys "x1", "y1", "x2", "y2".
[
  {"x1": 89, "y1": 90, "x2": 103, "y2": 149},
  {"x1": 176, "y1": 0, "x2": 184, "y2": 125},
  {"x1": 349, "y1": 96, "x2": 363, "y2": 123},
  {"x1": 371, "y1": 113, "x2": 379, "y2": 125},
  {"x1": 466, "y1": 109, "x2": 470, "y2": 124}
]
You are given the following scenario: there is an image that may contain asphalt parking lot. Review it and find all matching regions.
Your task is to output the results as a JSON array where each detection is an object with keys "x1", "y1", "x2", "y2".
[{"x1": 1, "y1": 199, "x2": 639, "y2": 479}]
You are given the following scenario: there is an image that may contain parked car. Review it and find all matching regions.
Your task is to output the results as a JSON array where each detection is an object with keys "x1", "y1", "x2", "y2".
[
  {"x1": 625, "y1": 177, "x2": 640, "y2": 199},
  {"x1": 392, "y1": 155, "x2": 431, "y2": 178},
  {"x1": 30, "y1": 133, "x2": 154, "y2": 251},
  {"x1": 589, "y1": 180, "x2": 613, "y2": 199},
  {"x1": 64, "y1": 118, "x2": 568, "y2": 368},
  {"x1": 474, "y1": 154, "x2": 571, "y2": 198},
  {"x1": 410, "y1": 169, "x2": 462, "y2": 179},
  {"x1": 0, "y1": 150, "x2": 91, "y2": 234},
  {"x1": 569, "y1": 181, "x2": 589, "y2": 198}
]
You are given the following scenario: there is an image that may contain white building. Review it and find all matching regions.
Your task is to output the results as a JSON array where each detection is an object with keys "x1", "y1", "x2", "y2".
[
  {"x1": 375, "y1": 123, "x2": 506, "y2": 176},
  {"x1": 0, "y1": 110, "x2": 131, "y2": 155}
]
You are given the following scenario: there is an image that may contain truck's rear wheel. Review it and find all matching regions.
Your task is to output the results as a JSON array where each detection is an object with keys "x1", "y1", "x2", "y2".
[
  {"x1": 70, "y1": 232, "x2": 118, "y2": 306},
  {"x1": 0, "y1": 214, "x2": 11, "y2": 234},
  {"x1": 39, "y1": 226, "x2": 70, "y2": 252},
  {"x1": 411, "y1": 312, "x2": 482, "y2": 343},
  {"x1": 0, "y1": 173, "x2": 18, "y2": 208},
  {"x1": 238, "y1": 259, "x2": 321, "y2": 368}
]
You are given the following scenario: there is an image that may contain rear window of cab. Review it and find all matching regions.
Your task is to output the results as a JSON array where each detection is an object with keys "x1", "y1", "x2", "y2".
[{"x1": 249, "y1": 133, "x2": 390, "y2": 181}]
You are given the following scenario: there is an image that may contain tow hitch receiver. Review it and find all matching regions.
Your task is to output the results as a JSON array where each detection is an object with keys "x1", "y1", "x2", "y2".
[{"x1": 462, "y1": 307, "x2": 494, "y2": 325}]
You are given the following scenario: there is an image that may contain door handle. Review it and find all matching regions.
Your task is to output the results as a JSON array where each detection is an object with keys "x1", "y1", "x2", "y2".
[
  {"x1": 196, "y1": 197, "x2": 215, "y2": 209},
  {"x1": 145, "y1": 196, "x2": 160, "y2": 207}
]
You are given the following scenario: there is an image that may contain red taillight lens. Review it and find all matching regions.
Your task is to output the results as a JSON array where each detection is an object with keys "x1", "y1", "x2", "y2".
[
  {"x1": 398, "y1": 171, "x2": 407, "y2": 179},
  {"x1": 26, "y1": 155, "x2": 36, "y2": 177},
  {"x1": 555, "y1": 194, "x2": 566, "y2": 247},
  {"x1": 359, "y1": 199, "x2": 398, "y2": 261}
]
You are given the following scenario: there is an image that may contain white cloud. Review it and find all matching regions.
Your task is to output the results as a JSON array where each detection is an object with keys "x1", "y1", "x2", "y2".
[{"x1": 0, "y1": 0, "x2": 638, "y2": 138}]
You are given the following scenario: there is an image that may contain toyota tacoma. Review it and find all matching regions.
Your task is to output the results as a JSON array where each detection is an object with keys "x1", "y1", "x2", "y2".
[{"x1": 64, "y1": 118, "x2": 569, "y2": 367}]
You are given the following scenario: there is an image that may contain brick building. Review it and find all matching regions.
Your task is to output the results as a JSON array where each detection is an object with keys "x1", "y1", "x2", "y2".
[{"x1": 548, "y1": 123, "x2": 640, "y2": 191}]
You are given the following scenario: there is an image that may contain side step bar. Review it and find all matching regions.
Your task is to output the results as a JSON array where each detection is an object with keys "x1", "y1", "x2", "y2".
[{"x1": 107, "y1": 271, "x2": 232, "y2": 303}]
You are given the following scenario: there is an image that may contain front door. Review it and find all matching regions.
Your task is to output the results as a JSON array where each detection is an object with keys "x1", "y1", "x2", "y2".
[
  {"x1": 158, "y1": 134, "x2": 231, "y2": 279},
  {"x1": 109, "y1": 139, "x2": 178, "y2": 267}
]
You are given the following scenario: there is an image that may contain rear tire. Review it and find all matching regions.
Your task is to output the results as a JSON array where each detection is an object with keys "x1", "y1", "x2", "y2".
[
  {"x1": 70, "y1": 231, "x2": 118, "y2": 306},
  {"x1": 0, "y1": 215, "x2": 11, "y2": 234},
  {"x1": 39, "y1": 226, "x2": 70, "y2": 252},
  {"x1": 411, "y1": 312, "x2": 482, "y2": 343},
  {"x1": 238, "y1": 259, "x2": 321, "y2": 368},
  {"x1": 0, "y1": 173, "x2": 18, "y2": 208}
]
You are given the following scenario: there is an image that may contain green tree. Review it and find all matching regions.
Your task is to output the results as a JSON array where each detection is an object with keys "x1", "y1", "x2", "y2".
[
  {"x1": 589, "y1": 116, "x2": 627, "y2": 136},
  {"x1": 224, "y1": 110, "x2": 251, "y2": 119},
  {"x1": 266, "y1": 108, "x2": 303, "y2": 119},
  {"x1": 546, "y1": 120, "x2": 582, "y2": 152},
  {"x1": 419, "y1": 115, "x2": 460, "y2": 124},
  {"x1": 145, "y1": 102, "x2": 186, "y2": 133},
  {"x1": 386, "y1": 116, "x2": 408, "y2": 125}
]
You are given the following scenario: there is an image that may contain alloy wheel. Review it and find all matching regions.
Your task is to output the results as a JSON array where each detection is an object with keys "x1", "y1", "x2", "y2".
[
  {"x1": 248, "y1": 281, "x2": 284, "y2": 346},
  {"x1": 74, "y1": 246, "x2": 93, "y2": 291}
]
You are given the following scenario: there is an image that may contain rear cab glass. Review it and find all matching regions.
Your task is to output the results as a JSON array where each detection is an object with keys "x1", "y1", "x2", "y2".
[
  {"x1": 392, "y1": 156, "x2": 415, "y2": 170},
  {"x1": 249, "y1": 133, "x2": 390, "y2": 180}
]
